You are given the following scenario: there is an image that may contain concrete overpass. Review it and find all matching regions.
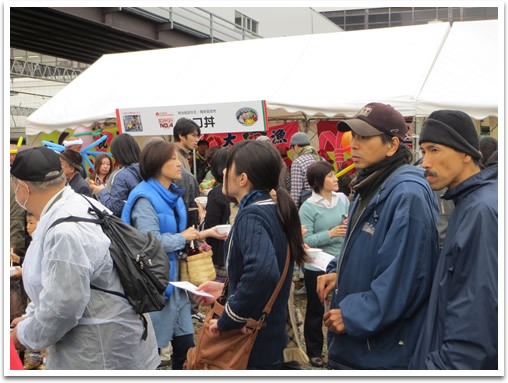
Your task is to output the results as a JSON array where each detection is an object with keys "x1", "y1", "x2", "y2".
[{"x1": 10, "y1": 7, "x2": 244, "y2": 64}]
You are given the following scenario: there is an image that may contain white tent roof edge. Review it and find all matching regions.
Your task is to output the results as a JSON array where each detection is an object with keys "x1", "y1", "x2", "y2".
[{"x1": 24, "y1": 20, "x2": 498, "y2": 135}]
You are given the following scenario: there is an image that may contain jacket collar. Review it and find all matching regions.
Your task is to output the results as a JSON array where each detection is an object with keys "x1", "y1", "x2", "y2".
[
  {"x1": 443, "y1": 164, "x2": 497, "y2": 204},
  {"x1": 146, "y1": 178, "x2": 185, "y2": 207},
  {"x1": 178, "y1": 145, "x2": 192, "y2": 156},
  {"x1": 239, "y1": 190, "x2": 272, "y2": 210},
  {"x1": 40, "y1": 186, "x2": 68, "y2": 218},
  {"x1": 350, "y1": 165, "x2": 432, "y2": 224},
  {"x1": 307, "y1": 191, "x2": 341, "y2": 208}
]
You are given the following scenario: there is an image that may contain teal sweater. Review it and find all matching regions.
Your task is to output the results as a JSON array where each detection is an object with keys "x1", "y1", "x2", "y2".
[{"x1": 299, "y1": 196, "x2": 349, "y2": 270}]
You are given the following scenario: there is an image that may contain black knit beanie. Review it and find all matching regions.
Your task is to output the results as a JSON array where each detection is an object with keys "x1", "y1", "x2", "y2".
[{"x1": 419, "y1": 110, "x2": 481, "y2": 160}]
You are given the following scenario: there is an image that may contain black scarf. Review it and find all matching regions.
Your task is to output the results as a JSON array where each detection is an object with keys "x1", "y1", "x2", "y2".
[{"x1": 351, "y1": 145, "x2": 412, "y2": 197}]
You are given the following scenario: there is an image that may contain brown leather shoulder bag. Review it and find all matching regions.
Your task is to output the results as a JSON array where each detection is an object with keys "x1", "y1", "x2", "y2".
[{"x1": 184, "y1": 246, "x2": 291, "y2": 370}]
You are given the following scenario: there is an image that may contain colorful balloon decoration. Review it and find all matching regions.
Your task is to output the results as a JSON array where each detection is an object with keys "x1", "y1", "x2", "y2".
[
  {"x1": 318, "y1": 129, "x2": 354, "y2": 175},
  {"x1": 42, "y1": 127, "x2": 112, "y2": 172},
  {"x1": 73, "y1": 125, "x2": 93, "y2": 150},
  {"x1": 9, "y1": 136, "x2": 24, "y2": 155},
  {"x1": 336, "y1": 163, "x2": 355, "y2": 178},
  {"x1": 341, "y1": 131, "x2": 352, "y2": 152}
]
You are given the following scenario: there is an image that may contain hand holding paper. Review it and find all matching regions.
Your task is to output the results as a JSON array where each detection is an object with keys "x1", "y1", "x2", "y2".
[
  {"x1": 170, "y1": 281, "x2": 214, "y2": 298},
  {"x1": 306, "y1": 251, "x2": 335, "y2": 272}
]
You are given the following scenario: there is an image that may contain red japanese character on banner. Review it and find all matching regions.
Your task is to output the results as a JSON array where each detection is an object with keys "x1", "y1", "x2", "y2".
[
  {"x1": 202, "y1": 121, "x2": 300, "y2": 154},
  {"x1": 268, "y1": 121, "x2": 299, "y2": 147},
  {"x1": 244, "y1": 132, "x2": 263, "y2": 141},
  {"x1": 205, "y1": 135, "x2": 225, "y2": 148}
]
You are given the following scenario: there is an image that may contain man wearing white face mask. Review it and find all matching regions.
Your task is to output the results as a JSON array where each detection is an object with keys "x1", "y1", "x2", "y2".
[{"x1": 10, "y1": 146, "x2": 159, "y2": 370}]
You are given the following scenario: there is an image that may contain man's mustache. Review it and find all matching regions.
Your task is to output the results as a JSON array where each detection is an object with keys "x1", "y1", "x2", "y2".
[{"x1": 424, "y1": 169, "x2": 438, "y2": 178}]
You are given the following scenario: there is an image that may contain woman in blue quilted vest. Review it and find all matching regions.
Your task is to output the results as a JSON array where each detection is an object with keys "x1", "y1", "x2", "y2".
[
  {"x1": 122, "y1": 140, "x2": 225, "y2": 370},
  {"x1": 196, "y1": 140, "x2": 308, "y2": 369}
]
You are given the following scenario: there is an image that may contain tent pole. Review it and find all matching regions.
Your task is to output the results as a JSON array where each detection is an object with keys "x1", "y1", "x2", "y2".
[{"x1": 193, "y1": 147, "x2": 197, "y2": 178}]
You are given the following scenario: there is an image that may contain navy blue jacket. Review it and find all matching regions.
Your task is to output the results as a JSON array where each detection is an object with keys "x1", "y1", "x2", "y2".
[
  {"x1": 218, "y1": 190, "x2": 294, "y2": 370},
  {"x1": 410, "y1": 165, "x2": 498, "y2": 369},
  {"x1": 97, "y1": 164, "x2": 142, "y2": 217},
  {"x1": 326, "y1": 165, "x2": 439, "y2": 369},
  {"x1": 68, "y1": 173, "x2": 92, "y2": 197}
]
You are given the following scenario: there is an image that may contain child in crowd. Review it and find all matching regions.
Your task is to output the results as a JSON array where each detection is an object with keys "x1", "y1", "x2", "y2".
[{"x1": 10, "y1": 212, "x2": 45, "y2": 370}]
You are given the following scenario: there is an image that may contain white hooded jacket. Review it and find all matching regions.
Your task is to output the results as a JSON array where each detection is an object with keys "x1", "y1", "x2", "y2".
[{"x1": 16, "y1": 186, "x2": 159, "y2": 370}]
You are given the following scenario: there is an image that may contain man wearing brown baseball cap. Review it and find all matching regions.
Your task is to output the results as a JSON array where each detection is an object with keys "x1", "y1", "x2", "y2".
[{"x1": 317, "y1": 102, "x2": 440, "y2": 369}]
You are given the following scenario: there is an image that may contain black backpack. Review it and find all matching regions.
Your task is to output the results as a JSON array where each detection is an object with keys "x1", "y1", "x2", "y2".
[{"x1": 48, "y1": 196, "x2": 170, "y2": 339}]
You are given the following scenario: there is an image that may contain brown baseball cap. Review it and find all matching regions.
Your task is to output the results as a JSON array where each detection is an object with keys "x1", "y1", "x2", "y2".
[
  {"x1": 60, "y1": 149, "x2": 83, "y2": 172},
  {"x1": 337, "y1": 102, "x2": 408, "y2": 140}
]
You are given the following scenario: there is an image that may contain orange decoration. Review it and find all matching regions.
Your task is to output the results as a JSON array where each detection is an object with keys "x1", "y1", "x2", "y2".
[{"x1": 341, "y1": 131, "x2": 352, "y2": 153}]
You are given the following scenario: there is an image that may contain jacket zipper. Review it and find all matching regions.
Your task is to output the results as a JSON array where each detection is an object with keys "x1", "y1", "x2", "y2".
[
  {"x1": 334, "y1": 186, "x2": 384, "y2": 295},
  {"x1": 334, "y1": 200, "x2": 367, "y2": 296},
  {"x1": 225, "y1": 231, "x2": 234, "y2": 276}
]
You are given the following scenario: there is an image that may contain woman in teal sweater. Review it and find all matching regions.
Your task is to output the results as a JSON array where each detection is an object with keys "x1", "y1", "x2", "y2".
[{"x1": 298, "y1": 161, "x2": 349, "y2": 367}]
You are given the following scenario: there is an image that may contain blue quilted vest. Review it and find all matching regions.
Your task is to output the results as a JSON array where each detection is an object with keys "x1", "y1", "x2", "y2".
[{"x1": 122, "y1": 179, "x2": 187, "y2": 299}]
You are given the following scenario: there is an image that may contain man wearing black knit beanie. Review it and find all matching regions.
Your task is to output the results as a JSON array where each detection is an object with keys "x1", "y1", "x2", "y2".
[{"x1": 411, "y1": 110, "x2": 498, "y2": 370}]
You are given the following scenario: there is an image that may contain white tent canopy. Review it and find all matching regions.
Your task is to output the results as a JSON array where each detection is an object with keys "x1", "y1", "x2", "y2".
[
  {"x1": 415, "y1": 20, "x2": 499, "y2": 118},
  {"x1": 26, "y1": 20, "x2": 498, "y2": 135}
]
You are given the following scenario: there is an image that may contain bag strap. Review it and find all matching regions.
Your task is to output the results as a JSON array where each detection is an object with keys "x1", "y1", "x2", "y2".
[
  {"x1": 48, "y1": 194, "x2": 108, "y2": 231},
  {"x1": 220, "y1": 245, "x2": 291, "y2": 322},
  {"x1": 79, "y1": 194, "x2": 107, "y2": 218},
  {"x1": 221, "y1": 224, "x2": 291, "y2": 319},
  {"x1": 260, "y1": 245, "x2": 290, "y2": 318},
  {"x1": 45, "y1": 205, "x2": 148, "y2": 340},
  {"x1": 48, "y1": 215, "x2": 129, "y2": 302},
  {"x1": 48, "y1": 215, "x2": 103, "y2": 230}
]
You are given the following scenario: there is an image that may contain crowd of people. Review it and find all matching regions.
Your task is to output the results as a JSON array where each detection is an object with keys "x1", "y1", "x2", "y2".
[{"x1": 9, "y1": 104, "x2": 498, "y2": 371}]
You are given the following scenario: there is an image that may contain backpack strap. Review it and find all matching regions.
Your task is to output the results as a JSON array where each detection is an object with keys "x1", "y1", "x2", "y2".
[
  {"x1": 89, "y1": 284, "x2": 127, "y2": 300},
  {"x1": 47, "y1": 193, "x2": 107, "y2": 231},
  {"x1": 47, "y1": 209, "x2": 150, "y2": 340},
  {"x1": 48, "y1": 215, "x2": 103, "y2": 230},
  {"x1": 48, "y1": 215, "x2": 129, "y2": 300}
]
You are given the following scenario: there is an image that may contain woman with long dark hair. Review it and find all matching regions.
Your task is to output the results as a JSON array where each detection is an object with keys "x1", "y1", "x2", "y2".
[
  {"x1": 90, "y1": 133, "x2": 142, "y2": 217},
  {"x1": 196, "y1": 140, "x2": 307, "y2": 369}
]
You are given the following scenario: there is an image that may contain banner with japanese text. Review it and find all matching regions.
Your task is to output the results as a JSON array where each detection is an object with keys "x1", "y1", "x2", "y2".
[
  {"x1": 116, "y1": 100, "x2": 268, "y2": 136},
  {"x1": 203, "y1": 121, "x2": 299, "y2": 168}
]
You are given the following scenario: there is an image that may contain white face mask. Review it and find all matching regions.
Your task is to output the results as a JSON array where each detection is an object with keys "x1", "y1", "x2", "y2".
[{"x1": 15, "y1": 181, "x2": 30, "y2": 211}]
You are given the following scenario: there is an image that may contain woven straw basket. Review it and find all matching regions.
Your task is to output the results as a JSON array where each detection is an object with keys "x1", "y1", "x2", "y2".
[{"x1": 180, "y1": 250, "x2": 216, "y2": 286}]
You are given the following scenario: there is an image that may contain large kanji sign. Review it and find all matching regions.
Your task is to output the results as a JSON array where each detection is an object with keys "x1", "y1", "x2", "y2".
[{"x1": 203, "y1": 121, "x2": 299, "y2": 148}]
